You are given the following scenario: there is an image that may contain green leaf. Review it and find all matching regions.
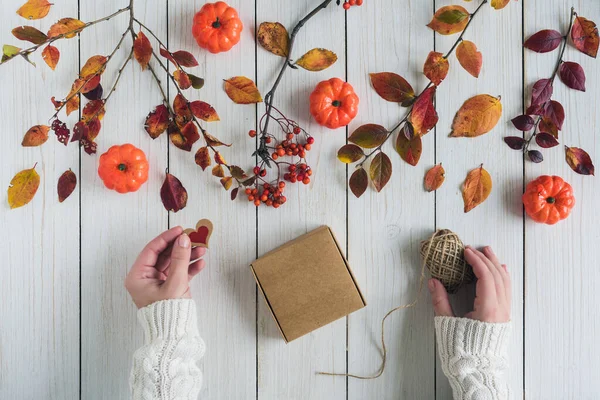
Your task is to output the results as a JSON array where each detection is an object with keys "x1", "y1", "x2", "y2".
[
  {"x1": 2, "y1": 44, "x2": 21, "y2": 63},
  {"x1": 348, "y1": 124, "x2": 388, "y2": 148},
  {"x1": 436, "y1": 9, "x2": 468, "y2": 24},
  {"x1": 188, "y1": 73, "x2": 204, "y2": 90}
]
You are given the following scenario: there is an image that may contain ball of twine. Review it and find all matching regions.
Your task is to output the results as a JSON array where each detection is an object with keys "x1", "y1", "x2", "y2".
[{"x1": 420, "y1": 229, "x2": 474, "y2": 294}]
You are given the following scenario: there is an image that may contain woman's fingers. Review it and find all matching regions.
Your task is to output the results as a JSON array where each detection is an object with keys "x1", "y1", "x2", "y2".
[
  {"x1": 157, "y1": 246, "x2": 206, "y2": 273},
  {"x1": 134, "y1": 226, "x2": 183, "y2": 268},
  {"x1": 188, "y1": 259, "x2": 207, "y2": 279},
  {"x1": 470, "y1": 247, "x2": 507, "y2": 305},
  {"x1": 428, "y1": 279, "x2": 455, "y2": 317},
  {"x1": 465, "y1": 247, "x2": 496, "y2": 299},
  {"x1": 482, "y1": 246, "x2": 511, "y2": 305}
]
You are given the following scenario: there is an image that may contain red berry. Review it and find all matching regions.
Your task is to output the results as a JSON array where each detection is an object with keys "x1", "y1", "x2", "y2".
[
  {"x1": 343, "y1": 2, "x2": 350, "y2": 10},
  {"x1": 260, "y1": 169, "x2": 267, "y2": 177},
  {"x1": 277, "y1": 149, "x2": 285, "y2": 157},
  {"x1": 279, "y1": 181, "x2": 286, "y2": 189},
  {"x1": 307, "y1": 137, "x2": 315, "y2": 144},
  {"x1": 245, "y1": 188, "x2": 252, "y2": 195},
  {"x1": 273, "y1": 202, "x2": 280, "y2": 208},
  {"x1": 265, "y1": 137, "x2": 272, "y2": 144},
  {"x1": 254, "y1": 199, "x2": 261, "y2": 206},
  {"x1": 248, "y1": 195, "x2": 255, "y2": 201},
  {"x1": 293, "y1": 127, "x2": 301, "y2": 134},
  {"x1": 303, "y1": 177, "x2": 310, "y2": 184},
  {"x1": 272, "y1": 153, "x2": 278, "y2": 160},
  {"x1": 249, "y1": 129, "x2": 256, "y2": 138},
  {"x1": 286, "y1": 133, "x2": 294, "y2": 140},
  {"x1": 253, "y1": 166, "x2": 260, "y2": 175}
]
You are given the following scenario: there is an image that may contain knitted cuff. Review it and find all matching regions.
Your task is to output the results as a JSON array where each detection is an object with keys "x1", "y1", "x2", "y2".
[
  {"x1": 138, "y1": 299, "x2": 199, "y2": 343},
  {"x1": 434, "y1": 316, "x2": 511, "y2": 360}
]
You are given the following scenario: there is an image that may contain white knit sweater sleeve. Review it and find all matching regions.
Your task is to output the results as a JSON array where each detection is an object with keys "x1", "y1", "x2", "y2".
[
  {"x1": 435, "y1": 316, "x2": 511, "y2": 400},
  {"x1": 130, "y1": 299, "x2": 205, "y2": 400}
]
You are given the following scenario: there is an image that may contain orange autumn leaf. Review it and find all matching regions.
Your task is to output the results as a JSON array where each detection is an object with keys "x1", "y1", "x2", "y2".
[
  {"x1": 22, "y1": 125, "x2": 50, "y2": 146},
  {"x1": 190, "y1": 100, "x2": 219, "y2": 122},
  {"x1": 409, "y1": 86, "x2": 438, "y2": 135},
  {"x1": 424, "y1": 163, "x2": 445, "y2": 192},
  {"x1": 48, "y1": 18, "x2": 86, "y2": 39},
  {"x1": 212, "y1": 164, "x2": 225, "y2": 177},
  {"x1": 7, "y1": 164, "x2": 40, "y2": 209},
  {"x1": 224, "y1": 76, "x2": 263, "y2": 104},
  {"x1": 133, "y1": 31, "x2": 152, "y2": 70},
  {"x1": 427, "y1": 5, "x2": 469, "y2": 35},
  {"x1": 456, "y1": 40, "x2": 482, "y2": 78},
  {"x1": 195, "y1": 146, "x2": 211, "y2": 170},
  {"x1": 174, "y1": 69, "x2": 192, "y2": 90},
  {"x1": 170, "y1": 121, "x2": 199, "y2": 151},
  {"x1": 565, "y1": 146, "x2": 595, "y2": 176},
  {"x1": 450, "y1": 94, "x2": 502, "y2": 138},
  {"x1": 16, "y1": 0, "x2": 52, "y2": 20},
  {"x1": 66, "y1": 94, "x2": 79, "y2": 116},
  {"x1": 491, "y1": 0, "x2": 510, "y2": 10},
  {"x1": 462, "y1": 164, "x2": 492, "y2": 213},
  {"x1": 80, "y1": 55, "x2": 107, "y2": 78},
  {"x1": 295, "y1": 48, "x2": 337, "y2": 71},
  {"x1": 57, "y1": 169, "x2": 77, "y2": 203},
  {"x1": 423, "y1": 51, "x2": 449, "y2": 86},
  {"x1": 144, "y1": 104, "x2": 169, "y2": 139},
  {"x1": 571, "y1": 16, "x2": 599, "y2": 58},
  {"x1": 82, "y1": 99, "x2": 105, "y2": 122},
  {"x1": 257, "y1": 22, "x2": 289, "y2": 57},
  {"x1": 42, "y1": 44, "x2": 59, "y2": 70}
]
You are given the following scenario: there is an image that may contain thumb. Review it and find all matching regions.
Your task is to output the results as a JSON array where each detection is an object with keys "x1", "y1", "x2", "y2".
[
  {"x1": 164, "y1": 233, "x2": 192, "y2": 296},
  {"x1": 428, "y1": 279, "x2": 454, "y2": 317}
]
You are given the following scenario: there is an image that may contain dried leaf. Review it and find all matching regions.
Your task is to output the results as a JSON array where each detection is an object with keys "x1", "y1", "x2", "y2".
[
  {"x1": 295, "y1": 48, "x2": 337, "y2": 71},
  {"x1": 212, "y1": 164, "x2": 225, "y2": 178},
  {"x1": 190, "y1": 100, "x2": 219, "y2": 122},
  {"x1": 337, "y1": 144, "x2": 364, "y2": 163},
  {"x1": 424, "y1": 164, "x2": 445, "y2": 192},
  {"x1": 16, "y1": 0, "x2": 52, "y2": 20},
  {"x1": 395, "y1": 134, "x2": 422, "y2": 166},
  {"x1": 559, "y1": 61, "x2": 586, "y2": 92},
  {"x1": 528, "y1": 150, "x2": 544, "y2": 163},
  {"x1": 257, "y1": 22, "x2": 289, "y2": 57},
  {"x1": 144, "y1": 104, "x2": 170, "y2": 139},
  {"x1": 427, "y1": 6, "x2": 469, "y2": 35},
  {"x1": 160, "y1": 173, "x2": 188, "y2": 212},
  {"x1": 544, "y1": 100, "x2": 564, "y2": 130},
  {"x1": 71, "y1": 121, "x2": 88, "y2": 142},
  {"x1": 80, "y1": 55, "x2": 106, "y2": 78},
  {"x1": 57, "y1": 169, "x2": 76, "y2": 203},
  {"x1": 173, "y1": 93, "x2": 192, "y2": 119},
  {"x1": 229, "y1": 166, "x2": 246, "y2": 180},
  {"x1": 491, "y1": 0, "x2": 510, "y2": 10},
  {"x1": 231, "y1": 187, "x2": 239, "y2": 201},
  {"x1": 171, "y1": 50, "x2": 198, "y2": 67},
  {"x1": 133, "y1": 31, "x2": 152, "y2": 70},
  {"x1": 12, "y1": 26, "x2": 47, "y2": 44},
  {"x1": 530, "y1": 78, "x2": 553, "y2": 106},
  {"x1": 369, "y1": 152, "x2": 392, "y2": 192},
  {"x1": 87, "y1": 118, "x2": 102, "y2": 141},
  {"x1": 538, "y1": 117, "x2": 558, "y2": 138},
  {"x1": 174, "y1": 69, "x2": 192, "y2": 90},
  {"x1": 51, "y1": 119, "x2": 69, "y2": 144},
  {"x1": 401, "y1": 122, "x2": 415, "y2": 140},
  {"x1": 22, "y1": 125, "x2": 50, "y2": 146},
  {"x1": 504, "y1": 136, "x2": 526, "y2": 150},
  {"x1": 48, "y1": 18, "x2": 85, "y2": 39},
  {"x1": 224, "y1": 76, "x2": 263, "y2": 104},
  {"x1": 195, "y1": 146, "x2": 211, "y2": 170},
  {"x1": 188, "y1": 73, "x2": 205, "y2": 90},
  {"x1": 170, "y1": 121, "x2": 199, "y2": 151},
  {"x1": 348, "y1": 124, "x2": 388, "y2": 148},
  {"x1": 410, "y1": 86, "x2": 438, "y2": 135},
  {"x1": 456, "y1": 40, "x2": 482, "y2": 78},
  {"x1": 349, "y1": 168, "x2": 368, "y2": 198},
  {"x1": 2, "y1": 45, "x2": 21, "y2": 63},
  {"x1": 535, "y1": 132, "x2": 559, "y2": 148},
  {"x1": 511, "y1": 115, "x2": 535, "y2": 131},
  {"x1": 423, "y1": 51, "x2": 449, "y2": 86},
  {"x1": 66, "y1": 94, "x2": 79, "y2": 116},
  {"x1": 571, "y1": 16, "x2": 599, "y2": 58},
  {"x1": 524, "y1": 29, "x2": 563, "y2": 53},
  {"x1": 450, "y1": 94, "x2": 502, "y2": 138},
  {"x1": 462, "y1": 164, "x2": 492, "y2": 213},
  {"x1": 214, "y1": 152, "x2": 226, "y2": 165},
  {"x1": 203, "y1": 132, "x2": 231, "y2": 147},
  {"x1": 42, "y1": 44, "x2": 59, "y2": 70},
  {"x1": 83, "y1": 83, "x2": 103, "y2": 100},
  {"x1": 7, "y1": 164, "x2": 40, "y2": 209},
  {"x1": 369, "y1": 72, "x2": 415, "y2": 105},
  {"x1": 565, "y1": 146, "x2": 595, "y2": 175},
  {"x1": 220, "y1": 176, "x2": 233, "y2": 191}
]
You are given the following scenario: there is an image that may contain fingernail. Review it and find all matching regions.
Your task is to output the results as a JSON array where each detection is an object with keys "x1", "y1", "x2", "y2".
[
  {"x1": 428, "y1": 279, "x2": 435, "y2": 292},
  {"x1": 464, "y1": 247, "x2": 472, "y2": 253},
  {"x1": 178, "y1": 234, "x2": 190, "y2": 248}
]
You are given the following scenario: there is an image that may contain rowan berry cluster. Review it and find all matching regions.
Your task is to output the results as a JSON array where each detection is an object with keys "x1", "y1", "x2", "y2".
[{"x1": 341, "y1": 0, "x2": 363, "y2": 10}]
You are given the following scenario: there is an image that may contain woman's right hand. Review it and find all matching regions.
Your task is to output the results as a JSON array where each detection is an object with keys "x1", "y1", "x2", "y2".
[{"x1": 428, "y1": 246, "x2": 511, "y2": 323}]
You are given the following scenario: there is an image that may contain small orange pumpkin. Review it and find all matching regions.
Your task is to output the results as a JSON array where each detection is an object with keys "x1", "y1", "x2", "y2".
[
  {"x1": 98, "y1": 144, "x2": 149, "y2": 193},
  {"x1": 523, "y1": 175, "x2": 575, "y2": 225},
  {"x1": 309, "y1": 77, "x2": 359, "y2": 129},
  {"x1": 192, "y1": 2, "x2": 243, "y2": 54}
]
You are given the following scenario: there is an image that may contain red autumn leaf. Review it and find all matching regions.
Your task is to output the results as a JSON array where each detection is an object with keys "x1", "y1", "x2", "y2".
[
  {"x1": 524, "y1": 29, "x2": 563, "y2": 53},
  {"x1": 536, "y1": 132, "x2": 559, "y2": 148},
  {"x1": 528, "y1": 150, "x2": 544, "y2": 163},
  {"x1": 83, "y1": 84, "x2": 103, "y2": 101},
  {"x1": 349, "y1": 168, "x2": 368, "y2": 198},
  {"x1": 395, "y1": 134, "x2": 422, "y2": 166},
  {"x1": 57, "y1": 169, "x2": 77, "y2": 203},
  {"x1": 22, "y1": 125, "x2": 50, "y2": 146},
  {"x1": 42, "y1": 44, "x2": 59, "y2": 70},
  {"x1": 81, "y1": 138, "x2": 97, "y2": 155},
  {"x1": 159, "y1": 47, "x2": 177, "y2": 64},
  {"x1": 16, "y1": 0, "x2": 52, "y2": 20},
  {"x1": 144, "y1": 104, "x2": 170, "y2": 139},
  {"x1": 51, "y1": 96, "x2": 64, "y2": 109},
  {"x1": 369, "y1": 152, "x2": 392, "y2": 192},
  {"x1": 170, "y1": 121, "x2": 199, "y2": 151},
  {"x1": 47, "y1": 18, "x2": 85, "y2": 39},
  {"x1": 539, "y1": 117, "x2": 558, "y2": 138},
  {"x1": 571, "y1": 16, "x2": 599, "y2": 58},
  {"x1": 423, "y1": 51, "x2": 449, "y2": 86},
  {"x1": 559, "y1": 61, "x2": 586, "y2": 92},
  {"x1": 401, "y1": 122, "x2": 415, "y2": 140},
  {"x1": 543, "y1": 100, "x2": 565, "y2": 130},
  {"x1": 369, "y1": 72, "x2": 415, "y2": 106},
  {"x1": 71, "y1": 121, "x2": 89, "y2": 142},
  {"x1": 456, "y1": 40, "x2": 482, "y2": 78},
  {"x1": 424, "y1": 164, "x2": 445, "y2": 192},
  {"x1": 173, "y1": 93, "x2": 192, "y2": 119},
  {"x1": 504, "y1": 136, "x2": 526, "y2": 150},
  {"x1": 195, "y1": 146, "x2": 211, "y2": 170},
  {"x1": 86, "y1": 118, "x2": 101, "y2": 141},
  {"x1": 337, "y1": 144, "x2": 364, "y2": 163},
  {"x1": 174, "y1": 69, "x2": 192, "y2": 90},
  {"x1": 409, "y1": 86, "x2": 438, "y2": 135},
  {"x1": 530, "y1": 78, "x2": 553, "y2": 106},
  {"x1": 231, "y1": 187, "x2": 239, "y2": 201},
  {"x1": 160, "y1": 173, "x2": 188, "y2": 212},
  {"x1": 12, "y1": 26, "x2": 47, "y2": 44},
  {"x1": 171, "y1": 50, "x2": 199, "y2": 67},
  {"x1": 511, "y1": 115, "x2": 535, "y2": 131},
  {"x1": 133, "y1": 31, "x2": 152, "y2": 70},
  {"x1": 565, "y1": 146, "x2": 595, "y2": 175},
  {"x1": 214, "y1": 151, "x2": 226, "y2": 165},
  {"x1": 51, "y1": 119, "x2": 69, "y2": 145},
  {"x1": 203, "y1": 132, "x2": 231, "y2": 147},
  {"x1": 82, "y1": 99, "x2": 105, "y2": 122},
  {"x1": 348, "y1": 124, "x2": 388, "y2": 148},
  {"x1": 190, "y1": 100, "x2": 219, "y2": 122}
]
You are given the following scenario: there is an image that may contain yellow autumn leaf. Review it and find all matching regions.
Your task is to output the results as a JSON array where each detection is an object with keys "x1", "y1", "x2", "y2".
[
  {"x1": 48, "y1": 18, "x2": 86, "y2": 39},
  {"x1": 257, "y1": 22, "x2": 289, "y2": 57},
  {"x1": 8, "y1": 164, "x2": 40, "y2": 209},
  {"x1": 462, "y1": 164, "x2": 492, "y2": 213},
  {"x1": 491, "y1": 0, "x2": 510, "y2": 10},
  {"x1": 80, "y1": 55, "x2": 107, "y2": 78},
  {"x1": 224, "y1": 76, "x2": 263, "y2": 104},
  {"x1": 16, "y1": 0, "x2": 52, "y2": 20},
  {"x1": 450, "y1": 94, "x2": 502, "y2": 137},
  {"x1": 295, "y1": 48, "x2": 337, "y2": 71}
]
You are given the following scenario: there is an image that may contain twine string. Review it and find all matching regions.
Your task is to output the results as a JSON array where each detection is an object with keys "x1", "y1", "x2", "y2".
[{"x1": 317, "y1": 230, "x2": 455, "y2": 380}]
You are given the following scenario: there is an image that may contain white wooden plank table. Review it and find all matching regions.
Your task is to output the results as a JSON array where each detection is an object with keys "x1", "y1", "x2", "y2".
[{"x1": 1, "y1": 0, "x2": 598, "y2": 399}]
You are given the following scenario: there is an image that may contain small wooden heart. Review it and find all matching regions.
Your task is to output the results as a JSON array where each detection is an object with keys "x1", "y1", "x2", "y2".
[{"x1": 184, "y1": 219, "x2": 213, "y2": 248}]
